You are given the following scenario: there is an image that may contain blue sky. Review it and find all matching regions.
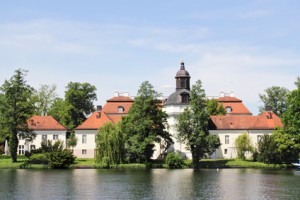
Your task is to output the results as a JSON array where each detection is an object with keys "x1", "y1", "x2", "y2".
[{"x1": 0, "y1": 0, "x2": 299, "y2": 114}]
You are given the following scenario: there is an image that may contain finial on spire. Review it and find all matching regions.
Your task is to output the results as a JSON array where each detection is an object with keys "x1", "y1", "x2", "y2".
[{"x1": 180, "y1": 61, "x2": 185, "y2": 70}]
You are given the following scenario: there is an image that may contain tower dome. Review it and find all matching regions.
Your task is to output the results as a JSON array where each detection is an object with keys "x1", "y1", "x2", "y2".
[
  {"x1": 176, "y1": 62, "x2": 190, "y2": 77},
  {"x1": 165, "y1": 62, "x2": 191, "y2": 105}
]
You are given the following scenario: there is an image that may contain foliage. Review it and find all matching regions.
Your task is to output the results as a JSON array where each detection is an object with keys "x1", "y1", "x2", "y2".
[
  {"x1": 272, "y1": 129, "x2": 300, "y2": 164},
  {"x1": 28, "y1": 140, "x2": 76, "y2": 168},
  {"x1": 256, "y1": 135, "x2": 280, "y2": 164},
  {"x1": 96, "y1": 122, "x2": 125, "y2": 165},
  {"x1": 0, "y1": 69, "x2": 36, "y2": 162},
  {"x1": 207, "y1": 99, "x2": 226, "y2": 115},
  {"x1": 121, "y1": 81, "x2": 173, "y2": 163},
  {"x1": 64, "y1": 82, "x2": 97, "y2": 129},
  {"x1": 67, "y1": 131, "x2": 78, "y2": 149},
  {"x1": 258, "y1": 86, "x2": 289, "y2": 117},
  {"x1": 256, "y1": 130, "x2": 300, "y2": 165},
  {"x1": 47, "y1": 149, "x2": 76, "y2": 169},
  {"x1": 234, "y1": 133, "x2": 254, "y2": 160},
  {"x1": 176, "y1": 80, "x2": 221, "y2": 168},
  {"x1": 34, "y1": 84, "x2": 57, "y2": 116},
  {"x1": 165, "y1": 152, "x2": 185, "y2": 168},
  {"x1": 282, "y1": 77, "x2": 300, "y2": 135},
  {"x1": 48, "y1": 97, "x2": 72, "y2": 128},
  {"x1": 28, "y1": 153, "x2": 48, "y2": 164}
]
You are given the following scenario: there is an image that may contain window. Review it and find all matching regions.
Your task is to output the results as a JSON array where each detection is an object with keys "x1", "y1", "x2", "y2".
[
  {"x1": 30, "y1": 145, "x2": 36, "y2": 151},
  {"x1": 224, "y1": 149, "x2": 228, "y2": 154},
  {"x1": 225, "y1": 135, "x2": 229, "y2": 144},
  {"x1": 226, "y1": 106, "x2": 232, "y2": 113},
  {"x1": 19, "y1": 135, "x2": 24, "y2": 140},
  {"x1": 257, "y1": 135, "x2": 262, "y2": 143},
  {"x1": 42, "y1": 135, "x2": 47, "y2": 141},
  {"x1": 82, "y1": 135, "x2": 87, "y2": 144},
  {"x1": 19, "y1": 145, "x2": 25, "y2": 155},
  {"x1": 180, "y1": 79, "x2": 186, "y2": 88},
  {"x1": 118, "y1": 106, "x2": 125, "y2": 113},
  {"x1": 82, "y1": 149, "x2": 87, "y2": 155},
  {"x1": 53, "y1": 135, "x2": 58, "y2": 140}
]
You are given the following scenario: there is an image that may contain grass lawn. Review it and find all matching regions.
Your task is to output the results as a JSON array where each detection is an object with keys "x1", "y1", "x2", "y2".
[{"x1": 0, "y1": 155, "x2": 286, "y2": 169}]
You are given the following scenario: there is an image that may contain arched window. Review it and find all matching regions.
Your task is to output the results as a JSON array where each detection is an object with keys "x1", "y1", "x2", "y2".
[
  {"x1": 118, "y1": 106, "x2": 125, "y2": 113},
  {"x1": 226, "y1": 106, "x2": 232, "y2": 113}
]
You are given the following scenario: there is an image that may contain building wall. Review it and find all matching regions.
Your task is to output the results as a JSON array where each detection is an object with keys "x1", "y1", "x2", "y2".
[
  {"x1": 18, "y1": 130, "x2": 67, "y2": 155},
  {"x1": 162, "y1": 104, "x2": 192, "y2": 159},
  {"x1": 73, "y1": 129, "x2": 97, "y2": 158},
  {"x1": 210, "y1": 130, "x2": 274, "y2": 159}
]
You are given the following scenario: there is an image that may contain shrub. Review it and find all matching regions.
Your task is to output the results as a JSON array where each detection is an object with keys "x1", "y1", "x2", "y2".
[
  {"x1": 48, "y1": 150, "x2": 76, "y2": 169},
  {"x1": 165, "y1": 152, "x2": 185, "y2": 169},
  {"x1": 28, "y1": 153, "x2": 48, "y2": 164}
]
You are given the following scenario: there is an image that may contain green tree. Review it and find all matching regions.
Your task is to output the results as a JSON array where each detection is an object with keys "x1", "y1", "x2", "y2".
[
  {"x1": 34, "y1": 84, "x2": 57, "y2": 116},
  {"x1": 282, "y1": 77, "x2": 300, "y2": 135},
  {"x1": 258, "y1": 86, "x2": 289, "y2": 117},
  {"x1": 66, "y1": 131, "x2": 78, "y2": 150},
  {"x1": 121, "y1": 81, "x2": 173, "y2": 163},
  {"x1": 257, "y1": 135, "x2": 280, "y2": 164},
  {"x1": 96, "y1": 122, "x2": 125, "y2": 165},
  {"x1": 48, "y1": 97, "x2": 72, "y2": 128},
  {"x1": 207, "y1": 99, "x2": 226, "y2": 115},
  {"x1": 64, "y1": 82, "x2": 97, "y2": 129},
  {"x1": 0, "y1": 69, "x2": 36, "y2": 162},
  {"x1": 235, "y1": 133, "x2": 253, "y2": 160},
  {"x1": 176, "y1": 80, "x2": 221, "y2": 168}
]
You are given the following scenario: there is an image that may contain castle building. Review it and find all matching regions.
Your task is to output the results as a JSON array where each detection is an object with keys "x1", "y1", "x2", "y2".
[
  {"x1": 162, "y1": 62, "x2": 283, "y2": 159},
  {"x1": 73, "y1": 92, "x2": 134, "y2": 158}
]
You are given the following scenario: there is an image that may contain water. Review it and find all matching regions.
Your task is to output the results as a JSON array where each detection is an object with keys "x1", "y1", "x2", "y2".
[{"x1": 0, "y1": 168, "x2": 300, "y2": 200}]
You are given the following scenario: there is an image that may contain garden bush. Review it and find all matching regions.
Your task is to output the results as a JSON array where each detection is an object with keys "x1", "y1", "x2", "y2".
[
  {"x1": 165, "y1": 152, "x2": 185, "y2": 169},
  {"x1": 28, "y1": 153, "x2": 48, "y2": 164}
]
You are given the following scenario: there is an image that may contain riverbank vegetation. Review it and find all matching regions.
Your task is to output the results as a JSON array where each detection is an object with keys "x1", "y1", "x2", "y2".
[{"x1": 0, "y1": 155, "x2": 288, "y2": 169}]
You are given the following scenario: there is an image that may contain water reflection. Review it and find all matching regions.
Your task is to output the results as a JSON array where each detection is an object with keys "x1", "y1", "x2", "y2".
[{"x1": 0, "y1": 169, "x2": 300, "y2": 199}]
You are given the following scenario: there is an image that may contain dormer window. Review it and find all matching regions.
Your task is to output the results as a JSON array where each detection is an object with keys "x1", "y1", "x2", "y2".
[
  {"x1": 118, "y1": 106, "x2": 125, "y2": 113},
  {"x1": 180, "y1": 93, "x2": 189, "y2": 103},
  {"x1": 226, "y1": 106, "x2": 232, "y2": 113}
]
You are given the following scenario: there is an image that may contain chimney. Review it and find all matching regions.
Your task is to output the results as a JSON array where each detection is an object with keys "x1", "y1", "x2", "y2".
[
  {"x1": 230, "y1": 91, "x2": 234, "y2": 97},
  {"x1": 114, "y1": 91, "x2": 119, "y2": 97},
  {"x1": 219, "y1": 92, "x2": 225, "y2": 97},
  {"x1": 265, "y1": 105, "x2": 272, "y2": 111}
]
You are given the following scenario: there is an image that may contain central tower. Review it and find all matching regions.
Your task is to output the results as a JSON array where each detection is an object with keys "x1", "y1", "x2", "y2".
[{"x1": 176, "y1": 62, "x2": 191, "y2": 91}]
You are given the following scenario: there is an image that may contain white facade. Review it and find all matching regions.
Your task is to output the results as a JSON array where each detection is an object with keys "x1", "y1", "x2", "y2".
[
  {"x1": 210, "y1": 130, "x2": 273, "y2": 159},
  {"x1": 163, "y1": 104, "x2": 192, "y2": 159},
  {"x1": 18, "y1": 130, "x2": 67, "y2": 155},
  {"x1": 73, "y1": 130, "x2": 97, "y2": 158}
]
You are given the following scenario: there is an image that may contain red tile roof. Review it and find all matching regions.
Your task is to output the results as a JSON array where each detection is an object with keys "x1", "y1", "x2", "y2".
[
  {"x1": 76, "y1": 95, "x2": 134, "y2": 130},
  {"x1": 218, "y1": 96, "x2": 252, "y2": 115},
  {"x1": 210, "y1": 111, "x2": 283, "y2": 130},
  {"x1": 27, "y1": 116, "x2": 67, "y2": 130}
]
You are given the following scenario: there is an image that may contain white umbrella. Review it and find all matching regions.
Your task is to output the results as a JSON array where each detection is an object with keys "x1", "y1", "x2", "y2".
[{"x1": 4, "y1": 139, "x2": 9, "y2": 155}]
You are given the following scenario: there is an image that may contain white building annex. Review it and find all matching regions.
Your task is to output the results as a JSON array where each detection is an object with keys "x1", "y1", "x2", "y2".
[
  {"x1": 18, "y1": 116, "x2": 67, "y2": 155},
  {"x1": 74, "y1": 92, "x2": 134, "y2": 158},
  {"x1": 162, "y1": 62, "x2": 283, "y2": 159}
]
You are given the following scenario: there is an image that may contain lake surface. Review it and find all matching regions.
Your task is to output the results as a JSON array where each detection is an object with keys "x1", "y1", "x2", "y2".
[{"x1": 0, "y1": 168, "x2": 300, "y2": 200}]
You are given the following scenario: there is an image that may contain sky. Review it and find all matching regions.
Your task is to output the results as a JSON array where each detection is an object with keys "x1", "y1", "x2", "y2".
[{"x1": 0, "y1": 0, "x2": 299, "y2": 115}]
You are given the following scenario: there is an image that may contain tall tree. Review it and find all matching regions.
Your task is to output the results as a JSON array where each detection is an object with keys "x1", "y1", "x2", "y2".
[
  {"x1": 282, "y1": 77, "x2": 300, "y2": 135},
  {"x1": 0, "y1": 69, "x2": 36, "y2": 162},
  {"x1": 64, "y1": 82, "x2": 97, "y2": 129},
  {"x1": 96, "y1": 122, "x2": 125, "y2": 165},
  {"x1": 207, "y1": 99, "x2": 226, "y2": 116},
  {"x1": 121, "y1": 81, "x2": 173, "y2": 163},
  {"x1": 176, "y1": 80, "x2": 221, "y2": 168},
  {"x1": 258, "y1": 86, "x2": 289, "y2": 117},
  {"x1": 34, "y1": 84, "x2": 57, "y2": 116},
  {"x1": 48, "y1": 97, "x2": 72, "y2": 128}
]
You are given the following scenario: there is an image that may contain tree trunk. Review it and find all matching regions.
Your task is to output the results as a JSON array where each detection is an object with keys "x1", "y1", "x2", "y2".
[
  {"x1": 191, "y1": 145, "x2": 200, "y2": 168},
  {"x1": 9, "y1": 133, "x2": 19, "y2": 163}
]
